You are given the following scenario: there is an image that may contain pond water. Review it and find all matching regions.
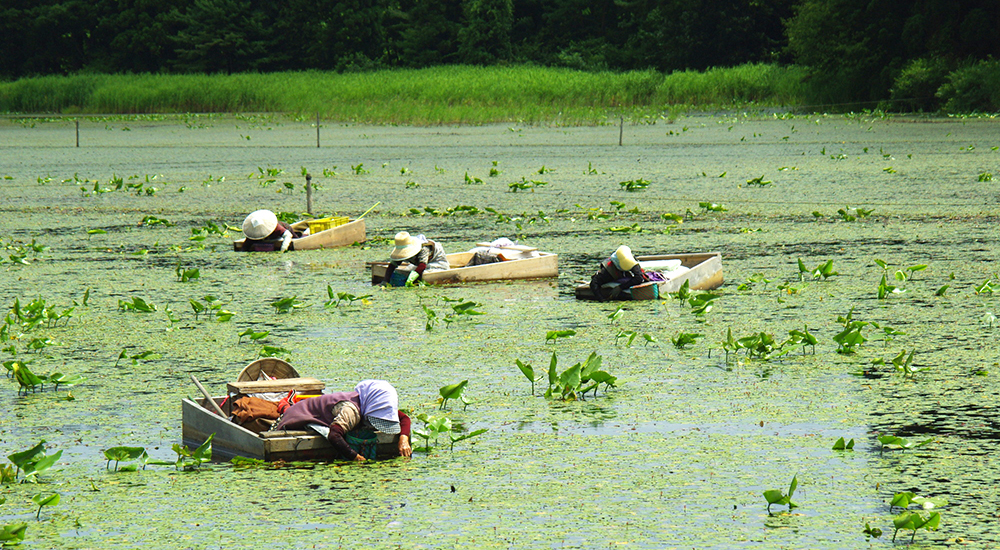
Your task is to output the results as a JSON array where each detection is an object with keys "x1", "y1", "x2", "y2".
[{"x1": 1, "y1": 113, "x2": 998, "y2": 548}]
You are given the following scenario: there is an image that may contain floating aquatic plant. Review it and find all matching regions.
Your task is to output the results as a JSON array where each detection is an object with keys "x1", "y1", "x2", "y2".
[
  {"x1": 270, "y1": 296, "x2": 305, "y2": 314},
  {"x1": 877, "y1": 434, "x2": 932, "y2": 455},
  {"x1": 438, "y1": 380, "x2": 469, "y2": 410},
  {"x1": 763, "y1": 474, "x2": 798, "y2": 514},
  {"x1": 103, "y1": 446, "x2": 148, "y2": 472},
  {"x1": 8, "y1": 440, "x2": 62, "y2": 483},
  {"x1": 831, "y1": 437, "x2": 855, "y2": 450},
  {"x1": 618, "y1": 178, "x2": 650, "y2": 192},
  {"x1": 545, "y1": 330, "x2": 576, "y2": 343}
]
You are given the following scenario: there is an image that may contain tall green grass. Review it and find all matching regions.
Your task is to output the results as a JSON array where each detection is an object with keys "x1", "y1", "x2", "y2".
[{"x1": 0, "y1": 64, "x2": 807, "y2": 124}]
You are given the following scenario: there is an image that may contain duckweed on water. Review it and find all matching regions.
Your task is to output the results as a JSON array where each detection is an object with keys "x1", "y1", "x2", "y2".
[{"x1": 2, "y1": 116, "x2": 1000, "y2": 548}]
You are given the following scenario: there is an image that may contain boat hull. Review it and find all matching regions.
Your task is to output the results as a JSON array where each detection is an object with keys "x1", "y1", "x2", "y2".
[
  {"x1": 182, "y1": 397, "x2": 399, "y2": 462},
  {"x1": 575, "y1": 252, "x2": 723, "y2": 300},
  {"x1": 370, "y1": 251, "x2": 558, "y2": 285},
  {"x1": 233, "y1": 218, "x2": 365, "y2": 252}
]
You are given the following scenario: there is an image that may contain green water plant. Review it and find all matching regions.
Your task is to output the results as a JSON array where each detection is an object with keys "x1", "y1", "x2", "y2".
[
  {"x1": 118, "y1": 296, "x2": 156, "y2": 313},
  {"x1": 798, "y1": 258, "x2": 838, "y2": 280},
  {"x1": 270, "y1": 296, "x2": 305, "y2": 313},
  {"x1": 745, "y1": 175, "x2": 772, "y2": 187},
  {"x1": 0, "y1": 524, "x2": 26, "y2": 545},
  {"x1": 763, "y1": 474, "x2": 798, "y2": 514},
  {"x1": 618, "y1": 178, "x2": 650, "y2": 192},
  {"x1": 545, "y1": 330, "x2": 576, "y2": 343},
  {"x1": 539, "y1": 351, "x2": 617, "y2": 400},
  {"x1": 323, "y1": 286, "x2": 371, "y2": 308},
  {"x1": 48, "y1": 372, "x2": 84, "y2": 390},
  {"x1": 438, "y1": 380, "x2": 469, "y2": 410},
  {"x1": 508, "y1": 177, "x2": 548, "y2": 192},
  {"x1": 698, "y1": 201, "x2": 727, "y2": 213},
  {"x1": 8, "y1": 441, "x2": 61, "y2": 483},
  {"x1": 975, "y1": 279, "x2": 994, "y2": 295},
  {"x1": 175, "y1": 263, "x2": 200, "y2": 282},
  {"x1": 412, "y1": 413, "x2": 488, "y2": 452},
  {"x1": 31, "y1": 493, "x2": 59, "y2": 519},
  {"x1": 892, "y1": 510, "x2": 941, "y2": 543},
  {"x1": 257, "y1": 345, "x2": 289, "y2": 360},
  {"x1": 877, "y1": 434, "x2": 932, "y2": 455},
  {"x1": 515, "y1": 359, "x2": 543, "y2": 395},
  {"x1": 786, "y1": 325, "x2": 818, "y2": 355},
  {"x1": 171, "y1": 434, "x2": 213, "y2": 470},
  {"x1": 671, "y1": 332, "x2": 703, "y2": 349},
  {"x1": 832, "y1": 437, "x2": 855, "y2": 450},
  {"x1": 103, "y1": 446, "x2": 148, "y2": 471},
  {"x1": 833, "y1": 307, "x2": 868, "y2": 354},
  {"x1": 608, "y1": 306, "x2": 624, "y2": 325},
  {"x1": 238, "y1": 328, "x2": 269, "y2": 344},
  {"x1": 115, "y1": 349, "x2": 160, "y2": 367},
  {"x1": 10, "y1": 360, "x2": 45, "y2": 395}
]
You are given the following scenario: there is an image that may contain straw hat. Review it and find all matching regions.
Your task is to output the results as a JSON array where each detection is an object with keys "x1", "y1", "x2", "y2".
[
  {"x1": 615, "y1": 245, "x2": 638, "y2": 270},
  {"x1": 242, "y1": 210, "x2": 278, "y2": 240},
  {"x1": 390, "y1": 231, "x2": 422, "y2": 260}
]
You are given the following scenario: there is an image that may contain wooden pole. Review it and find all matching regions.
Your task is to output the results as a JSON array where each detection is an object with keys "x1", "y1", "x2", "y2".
[
  {"x1": 619, "y1": 116, "x2": 623, "y2": 146},
  {"x1": 316, "y1": 113, "x2": 320, "y2": 148},
  {"x1": 305, "y1": 173, "x2": 313, "y2": 217},
  {"x1": 75, "y1": 120, "x2": 79, "y2": 147},
  {"x1": 191, "y1": 375, "x2": 226, "y2": 417}
]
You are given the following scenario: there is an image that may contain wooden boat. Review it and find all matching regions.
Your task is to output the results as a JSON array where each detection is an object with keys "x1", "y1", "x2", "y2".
[
  {"x1": 369, "y1": 243, "x2": 558, "y2": 285},
  {"x1": 575, "y1": 252, "x2": 723, "y2": 301},
  {"x1": 181, "y1": 359, "x2": 399, "y2": 461},
  {"x1": 233, "y1": 218, "x2": 365, "y2": 252}
]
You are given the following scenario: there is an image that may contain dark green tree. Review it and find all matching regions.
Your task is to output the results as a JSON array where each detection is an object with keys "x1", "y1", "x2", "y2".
[
  {"x1": 390, "y1": 0, "x2": 463, "y2": 67},
  {"x1": 171, "y1": 0, "x2": 269, "y2": 73},
  {"x1": 457, "y1": 0, "x2": 513, "y2": 64}
]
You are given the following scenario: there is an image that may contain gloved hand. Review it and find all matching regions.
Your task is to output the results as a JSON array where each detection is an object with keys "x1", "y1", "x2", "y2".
[
  {"x1": 279, "y1": 231, "x2": 292, "y2": 252},
  {"x1": 406, "y1": 270, "x2": 420, "y2": 285},
  {"x1": 277, "y1": 390, "x2": 295, "y2": 413}
]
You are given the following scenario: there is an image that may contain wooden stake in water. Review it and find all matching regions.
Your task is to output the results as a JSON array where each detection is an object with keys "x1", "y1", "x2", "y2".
[
  {"x1": 316, "y1": 113, "x2": 320, "y2": 148},
  {"x1": 305, "y1": 173, "x2": 313, "y2": 216},
  {"x1": 619, "y1": 116, "x2": 623, "y2": 146},
  {"x1": 75, "y1": 120, "x2": 79, "y2": 148}
]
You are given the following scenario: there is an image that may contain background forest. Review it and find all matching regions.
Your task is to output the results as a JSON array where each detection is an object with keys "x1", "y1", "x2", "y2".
[{"x1": 1, "y1": 0, "x2": 998, "y2": 111}]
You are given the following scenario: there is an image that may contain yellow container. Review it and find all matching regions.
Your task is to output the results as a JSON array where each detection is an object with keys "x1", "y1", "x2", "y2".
[{"x1": 306, "y1": 216, "x2": 349, "y2": 233}]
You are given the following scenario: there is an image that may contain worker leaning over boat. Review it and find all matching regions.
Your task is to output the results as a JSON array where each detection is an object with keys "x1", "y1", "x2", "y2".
[
  {"x1": 240, "y1": 209, "x2": 299, "y2": 252},
  {"x1": 589, "y1": 245, "x2": 646, "y2": 301},
  {"x1": 274, "y1": 379, "x2": 412, "y2": 461},
  {"x1": 377, "y1": 231, "x2": 450, "y2": 285}
]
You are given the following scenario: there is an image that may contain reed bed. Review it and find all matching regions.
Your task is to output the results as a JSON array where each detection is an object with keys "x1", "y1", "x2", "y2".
[{"x1": 0, "y1": 64, "x2": 806, "y2": 124}]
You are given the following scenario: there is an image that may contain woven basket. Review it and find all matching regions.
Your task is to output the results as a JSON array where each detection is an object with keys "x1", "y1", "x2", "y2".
[{"x1": 237, "y1": 358, "x2": 299, "y2": 382}]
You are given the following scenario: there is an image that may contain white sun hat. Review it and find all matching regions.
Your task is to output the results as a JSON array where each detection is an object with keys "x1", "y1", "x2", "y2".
[
  {"x1": 615, "y1": 245, "x2": 638, "y2": 270},
  {"x1": 242, "y1": 210, "x2": 278, "y2": 240},
  {"x1": 390, "y1": 231, "x2": 422, "y2": 260}
]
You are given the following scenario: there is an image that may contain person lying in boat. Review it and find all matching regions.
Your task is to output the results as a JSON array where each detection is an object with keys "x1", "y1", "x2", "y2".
[
  {"x1": 377, "y1": 231, "x2": 450, "y2": 285},
  {"x1": 274, "y1": 379, "x2": 412, "y2": 461},
  {"x1": 240, "y1": 209, "x2": 299, "y2": 252},
  {"x1": 589, "y1": 245, "x2": 646, "y2": 301}
]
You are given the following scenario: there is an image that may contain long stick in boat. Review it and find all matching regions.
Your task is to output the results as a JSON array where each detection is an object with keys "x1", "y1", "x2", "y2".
[
  {"x1": 191, "y1": 375, "x2": 227, "y2": 417},
  {"x1": 357, "y1": 201, "x2": 381, "y2": 220}
]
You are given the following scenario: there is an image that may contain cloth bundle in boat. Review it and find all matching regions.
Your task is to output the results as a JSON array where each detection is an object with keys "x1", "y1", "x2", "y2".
[{"x1": 231, "y1": 396, "x2": 281, "y2": 433}]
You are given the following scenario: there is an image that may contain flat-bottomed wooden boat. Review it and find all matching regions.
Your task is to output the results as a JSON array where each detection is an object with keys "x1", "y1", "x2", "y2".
[
  {"x1": 369, "y1": 243, "x2": 558, "y2": 285},
  {"x1": 182, "y1": 360, "x2": 398, "y2": 461},
  {"x1": 575, "y1": 252, "x2": 723, "y2": 300},
  {"x1": 233, "y1": 218, "x2": 365, "y2": 252}
]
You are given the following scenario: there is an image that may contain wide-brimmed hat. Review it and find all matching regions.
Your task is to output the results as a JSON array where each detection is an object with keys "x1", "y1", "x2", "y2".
[
  {"x1": 242, "y1": 210, "x2": 278, "y2": 240},
  {"x1": 390, "y1": 231, "x2": 422, "y2": 260},
  {"x1": 615, "y1": 245, "x2": 638, "y2": 270}
]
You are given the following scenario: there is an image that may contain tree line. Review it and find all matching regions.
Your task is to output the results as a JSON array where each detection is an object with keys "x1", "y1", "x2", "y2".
[{"x1": 1, "y1": 0, "x2": 997, "y2": 108}]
